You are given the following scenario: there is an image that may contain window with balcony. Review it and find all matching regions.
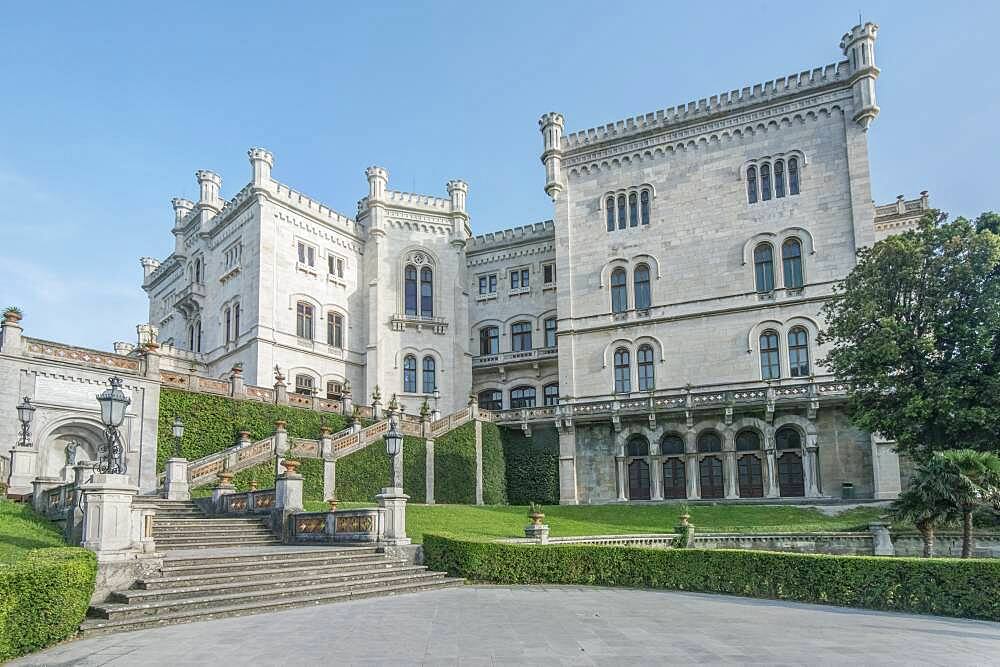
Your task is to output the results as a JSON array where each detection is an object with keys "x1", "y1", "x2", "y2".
[
  {"x1": 510, "y1": 386, "x2": 536, "y2": 409},
  {"x1": 296, "y1": 302, "x2": 314, "y2": 339},
  {"x1": 543, "y1": 317, "x2": 557, "y2": 348},
  {"x1": 543, "y1": 383, "x2": 559, "y2": 406},
  {"x1": 511, "y1": 321, "x2": 532, "y2": 352},
  {"x1": 294, "y1": 374, "x2": 314, "y2": 395},
  {"x1": 420, "y1": 267, "x2": 433, "y2": 316},
  {"x1": 788, "y1": 327, "x2": 810, "y2": 377},
  {"x1": 404, "y1": 265, "x2": 418, "y2": 316},
  {"x1": 480, "y1": 326, "x2": 499, "y2": 355},
  {"x1": 760, "y1": 330, "x2": 780, "y2": 380},
  {"x1": 478, "y1": 389, "x2": 502, "y2": 411}
]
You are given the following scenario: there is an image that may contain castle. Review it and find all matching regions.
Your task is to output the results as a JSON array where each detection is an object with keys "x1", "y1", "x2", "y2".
[{"x1": 136, "y1": 21, "x2": 928, "y2": 504}]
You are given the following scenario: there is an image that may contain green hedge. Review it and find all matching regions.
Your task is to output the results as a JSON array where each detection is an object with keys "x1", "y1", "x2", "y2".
[
  {"x1": 423, "y1": 534, "x2": 1000, "y2": 622},
  {"x1": 0, "y1": 547, "x2": 97, "y2": 660},
  {"x1": 434, "y1": 422, "x2": 476, "y2": 503},
  {"x1": 158, "y1": 388, "x2": 347, "y2": 472},
  {"x1": 499, "y1": 425, "x2": 559, "y2": 504},
  {"x1": 481, "y1": 422, "x2": 507, "y2": 505}
]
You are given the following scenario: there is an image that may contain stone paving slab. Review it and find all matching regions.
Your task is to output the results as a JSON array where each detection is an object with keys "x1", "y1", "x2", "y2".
[{"x1": 12, "y1": 585, "x2": 1000, "y2": 666}]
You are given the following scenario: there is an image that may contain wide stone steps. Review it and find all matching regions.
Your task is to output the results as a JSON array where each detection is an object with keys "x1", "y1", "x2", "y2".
[
  {"x1": 82, "y1": 547, "x2": 463, "y2": 636},
  {"x1": 154, "y1": 535, "x2": 282, "y2": 549},
  {"x1": 149, "y1": 503, "x2": 284, "y2": 550}
]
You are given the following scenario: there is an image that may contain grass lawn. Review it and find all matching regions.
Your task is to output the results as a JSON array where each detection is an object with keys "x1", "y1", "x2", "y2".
[
  {"x1": 303, "y1": 501, "x2": 886, "y2": 544},
  {"x1": 0, "y1": 500, "x2": 66, "y2": 563}
]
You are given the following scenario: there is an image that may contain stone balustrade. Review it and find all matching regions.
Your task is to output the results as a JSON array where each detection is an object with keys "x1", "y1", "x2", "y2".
[{"x1": 290, "y1": 508, "x2": 385, "y2": 543}]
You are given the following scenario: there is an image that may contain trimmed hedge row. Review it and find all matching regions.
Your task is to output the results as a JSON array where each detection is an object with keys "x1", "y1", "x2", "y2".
[
  {"x1": 158, "y1": 388, "x2": 347, "y2": 473},
  {"x1": 0, "y1": 547, "x2": 97, "y2": 660},
  {"x1": 481, "y1": 422, "x2": 508, "y2": 505},
  {"x1": 499, "y1": 425, "x2": 559, "y2": 504},
  {"x1": 433, "y1": 422, "x2": 476, "y2": 504},
  {"x1": 423, "y1": 534, "x2": 1000, "y2": 621}
]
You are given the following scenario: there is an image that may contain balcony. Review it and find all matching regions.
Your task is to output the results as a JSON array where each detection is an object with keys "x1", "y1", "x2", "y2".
[
  {"x1": 172, "y1": 282, "x2": 206, "y2": 317},
  {"x1": 390, "y1": 313, "x2": 448, "y2": 334},
  {"x1": 472, "y1": 346, "x2": 558, "y2": 369}
]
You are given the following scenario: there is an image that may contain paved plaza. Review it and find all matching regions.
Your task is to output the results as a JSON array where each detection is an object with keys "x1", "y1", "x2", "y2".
[{"x1": 15, "y1": 586, "x2": 1000, "y2": 666}]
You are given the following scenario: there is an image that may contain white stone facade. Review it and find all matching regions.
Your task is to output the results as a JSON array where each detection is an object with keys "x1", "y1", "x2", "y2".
[{"x1": 139, "y1": 22, "x2": 923, "y2": 503}]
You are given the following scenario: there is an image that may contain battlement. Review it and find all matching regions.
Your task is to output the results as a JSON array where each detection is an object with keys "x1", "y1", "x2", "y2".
[
  {"x1": 357, "y1": 188, "x2": 456, "y2": 217},
  {"x1": 468, "y1": 220, "x2": 555, "y2": 253},
  {"x1": 875, "y1": 192, "x2": 930, "y2": 221},
  {"x1": 561, "y1": 60, "x2": 850, "y2": 151},
  {"x1": 271, "y1": 180, "x2": 361, "y2": 233}
]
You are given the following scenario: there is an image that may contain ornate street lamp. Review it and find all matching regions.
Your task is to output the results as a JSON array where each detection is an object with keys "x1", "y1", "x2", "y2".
[
  {"x1": 15, "y1": 396, "x2": 35, "y2": 447},
  {"x1": 383, "y1": 415, "x2": 403, "y2": 489},
  {"x1": 171, "y1": 416, "x2": 185, "y2": 459},
  {"x1": 95, "y1": 376, "x2": 130, "y2": 475}
]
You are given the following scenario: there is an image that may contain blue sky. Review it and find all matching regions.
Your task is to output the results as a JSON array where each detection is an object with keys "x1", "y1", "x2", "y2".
[{"x1": 0, "y1": 1, "x2": 997, "y2": 350}]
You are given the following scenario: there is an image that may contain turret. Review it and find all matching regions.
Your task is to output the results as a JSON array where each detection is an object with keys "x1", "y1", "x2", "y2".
[
  {"x1": 171, "y1": 197, "x2": 194, "y2": 226},
  {"x1": 538, "y1": 112, "x2": 564, "y2": 199},
  {"x1": 248, "y1": 147, "x2": 274, "y2": 187},
  {"x1": 840, "y1": 22, "x2": 880, "y2": 130},
  {"x1": 139, "y1": 257, "x2": 160, "y2": 281},
  {"x1": 195, "y1": 170, "x2": 222, "y2": 211},
  {"x1": 447, "y1": 179, "x2": 470, "y2": 242},
  {"x1": 366, "y1": 166, "x2": 388, "y2": 201}
]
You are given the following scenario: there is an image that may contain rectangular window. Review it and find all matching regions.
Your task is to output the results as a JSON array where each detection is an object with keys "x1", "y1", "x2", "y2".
[
  {"x1": 327, "y1": 255, "x2": 345, "y2": 278},
  {"x1": 544, "y1": 318, "x2": 557, "y2": 348},
  {"x1": 480, "y1": 327, "x2": 499, "y2": 355},
  {"x1": 510, "y1": 270, "x2": 519, "y2": 289},
  {"x1": 298, "y1": 241, "x2": 316, "y2": 267},
  {"x1": 224, "y1": 308, "x2": 231, "y2": 343},
  {"x1": 479, "y1": 273, "x2": 497, "y2": 295},
  {"x1": 327, "y1": 312, "x2": 343, "y2": 348},
  {"x1": 511, "y1": 322, "x2": 532, "y2": 352},
  {"x1": 296, "y1": 302, "x2": 314, "y2": 339},
  {"x1": 543, "y1": 263, "x2": 555, "y2": 284}
]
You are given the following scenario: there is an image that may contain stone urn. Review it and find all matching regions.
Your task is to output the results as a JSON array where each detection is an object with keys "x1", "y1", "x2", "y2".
[
  {"x1": 249, "y1": 479, "x2": 258, "y2": 492},
  {"x1": 327, "y1": 497, "x2": 338, "y2": 512},
  {"x1": 218, "y1": 470, "x2": 235, "y2": 487},
  {"x1": 3, "y1": 308, "x2": 22, "y2": 324},
  {"x1": 282, "y1": 459, "x2": 301, "y2": 475},
  {"x1": 528, "y1": 511, "x2": 545, "y2": 527},
  {"x1": 678, "y1": 512, "x2": 691, "y2": 528}
]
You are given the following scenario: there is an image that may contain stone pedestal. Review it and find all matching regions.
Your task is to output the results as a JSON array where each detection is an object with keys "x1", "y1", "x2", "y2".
[
  {"x1": 212, "y1": 482, "x2": 235, "y2": 513},
  {"x1": 276, "y1": 472, "x2": 304, "y2": 512},
  {"x1": 376, "y1": 487, "x2": 410, "y2": 546},
  {"x1": 31, "y1": 476, "x2": 63, "y2": 513},
  {"x1": 474, "y1": 420, "x2": 484, "y2": 505},
  {"x1": 871, "y1": 436, "x2": 902, "y2": 500},
  {"x1": 524, "y1": 523, "x2": 550, "y2": 544},
  {"x1": 80, "y1": 474, "x2": 139, "y2": 557},
  {"x1": 870, "y1": 521, "x2": 895, "y2": 556},
  {"x1": 425, "y1": 439, "x2": 435, "y2": 505},
  {"x1": 164, "y1": 458, "x2": 190, "y2": 501},
  {"x1": 7, "y1": 446, "x2": 38, "y2": 496}
]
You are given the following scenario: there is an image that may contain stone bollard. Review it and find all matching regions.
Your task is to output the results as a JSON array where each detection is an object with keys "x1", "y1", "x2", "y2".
[
  {"x1": 164, "y1": 457, "x2": 190, "y2": 501},
  {"x1": 212, "y1": 472, "x2": 235, "y2": 514},
  {"x1": 275, "y1": 463, "x2": 304, "y2": 542},
  {"x1": 869, "y1": 521, "x2": 895, "y2": 556},
  {"x1": 377, "y1": 486, "x2": 410, "y2": 546}
]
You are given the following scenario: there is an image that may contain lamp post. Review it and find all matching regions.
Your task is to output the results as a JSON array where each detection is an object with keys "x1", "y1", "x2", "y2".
[
  {"x1": 383, "y1": 415, "x2": 403, "y2": 490},
  {"x1": 15, "y1": 396, "x2": 35, "y2": 447},
  {"x1": 95, "y1": 376, "x2": 131, "y2": 475},
  {"x1": 171, "y1": 417, "x2": 185, "y2": 459}
]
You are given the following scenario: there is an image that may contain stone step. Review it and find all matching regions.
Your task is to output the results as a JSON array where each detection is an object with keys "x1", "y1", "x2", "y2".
[
  {"x1": 80, "y1": 577, "x2": 464, "y2": 636},
  {"x1": 139, "y1": 558, "x2": 409, "y2": 590},
  {"x1": 152, "y1": 526, "x2": 273, "y2": 536},
  {"x1": 153, "y1": 518, "x2": 264, "y2": 526},
  {"x1": 161, "y1": 547, "x2": 379, "y2": 569},
  {"x1": 160, "y1": 551, "x2": 384, "y2": 576},
  {"x1": 116, "y1": 564, "x2": 429, "y2": 603},
  {"x1": 92, "y1": 571, "x2": 452, "y2": 621},
  {"x1": 155, "y1": 538, "x2": 283, "y2": 550}
]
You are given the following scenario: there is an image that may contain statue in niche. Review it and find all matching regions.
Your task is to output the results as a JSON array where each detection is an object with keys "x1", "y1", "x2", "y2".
[{"x1": 64, "y1": 440, "x2": 80, "y2": 466}]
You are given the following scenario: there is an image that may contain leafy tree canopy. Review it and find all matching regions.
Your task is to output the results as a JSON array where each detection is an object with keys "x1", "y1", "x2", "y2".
[{"x1": 819, "y1": 211, "x2": 1000, "y2": 459}]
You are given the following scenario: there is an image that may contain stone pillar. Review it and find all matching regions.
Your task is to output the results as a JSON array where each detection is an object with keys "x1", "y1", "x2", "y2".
[
  {"x1": 376, "y1": 487, "x2": 410, "y2": 545},
  {"x1": 80, "y1": 474, "x2": 139, "y2": 557},
  {"x1": 212, "y1": 477, "x2": 235, "y2": 513},
  {"x1": 650, "y1": 441, "x2": 663, "y2": 501},
  {"x1": 723, "y1": 454, "x2": 739, "y2": 500},
  {"x1": 871, "y1": 435, "x2": 902, "y2": 499},
  {"x1": 230, "y1": 365, "x2": 246, "y2": 398},
  {"x1": 0, "y1": 312, "x2": 24, "y2": 353},
  {"x1": 615, "y1": 454, "x2": 627, "y2": 501},
  {"x1": 274, "y1": 377, "x2": 288, "y2": 405},
  {"x1": 131, "y1": 504, "x2": 157, "y2": 554},
  {"x1": 869, "y1": 521, "x2": 895, "y2": 556},
  {"x1": 372, "y1": 396, "x2": 383, "y2": 420},
  {"x1": 274, "y1": 420, "x2": 288, "y2": 479},
  {"x1": 804, "y1": 435, "x2": 821, "y2": 498},
  {"x1": 684, "y1": 431, "x2": 699, "y2": 499},
  {"x1": 425, "y1": 437, "x2": 435, "y2": 505},
  {"x1": 276, "y1": 470, "x2": 304, "y2": 512},
  {"x1": 557, "y1": 425, "x2": 578, "y2": 505},
  {"x1": 7, "y1": 446, "x2": 38, "y2": 496},
  {"x1": 763, "y1": 431, "x2": 780, "y2": 498},
  {"x1": 320, "y1": 427, "x2": 336, "y2": 501},
  {"x1": 474, "y1": 419, "x2": 484, "y2": 505},
  {"x1": 164, "y1": 458, "x2": 190, "y2": 501},
  {"x1": 65, "y1": 462, "x2": 95, "y2": 545},
  {"x1": 31, "y1": 476, "x2": 62, "y2": 514}
]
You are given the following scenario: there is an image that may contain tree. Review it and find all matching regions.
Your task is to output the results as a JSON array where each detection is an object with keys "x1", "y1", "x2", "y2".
[
  {"x1": 819, "y1": 212, "x2": 1000, "y2": 459},
  {"x1": 890, "y1": 457, "x2": 957, "y2": 557},
  {"x1": 936, "y1": 450, "x2": 1000, "y2": 557}
]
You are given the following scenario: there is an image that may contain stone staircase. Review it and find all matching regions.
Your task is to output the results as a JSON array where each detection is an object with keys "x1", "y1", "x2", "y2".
[
  {"x1": 82, "y1": 546, "x2": 463, "y2": 635},
  {"x1": 148, "y1": 500, "x2": 282, "y2": 550}
]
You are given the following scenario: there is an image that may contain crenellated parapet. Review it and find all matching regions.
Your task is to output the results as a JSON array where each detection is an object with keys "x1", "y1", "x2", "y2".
[{"x1": 467, "y1": 220, "x2": 555, "y2": 254}]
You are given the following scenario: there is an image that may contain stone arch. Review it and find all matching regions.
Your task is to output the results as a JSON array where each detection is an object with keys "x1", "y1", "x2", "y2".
[{"x1": 35, "y1": 417, "x2": 106, "y2": 481}]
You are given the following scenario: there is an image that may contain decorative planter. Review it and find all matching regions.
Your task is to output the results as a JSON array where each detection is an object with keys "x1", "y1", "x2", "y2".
[
  {"x1": 529, "y1": 512, "x2": 545, "y2": 527},
  {"x1": 218, "y1": 471, "x2": 235, "y2": 487},
  {"x1": 320, "y1": 426, "x2": 333, "y2": 437},
  {"x1": 282, "y1": 459, "x2": 301, "y2": 475},
  {"x1": 249, "y1": 480, "x2": 258, "y2": 492},
  {"x1": 3, "y1": 310, "x2": 22, "y2": 324},
  {"x1": 239, "y1": 430, "x2": 251, "y2": 440},
  {"x1": 275, "y1": 420, "x2": 287, "y2": 429},
  {"x1": 678, "y1": 513, "x2": 691, "y2": 528},
  {"x1": 327, "y1": 497, "x2": 338, "y2": 512}
]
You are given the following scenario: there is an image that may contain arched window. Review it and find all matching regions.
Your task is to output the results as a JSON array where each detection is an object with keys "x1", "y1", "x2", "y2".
[
  {"x1": 661, "y1": 433, "x2": 689, "y2": 499},
  {"x1": 544, "y1": 317, "x2": 557, "y2": 348},
  {"x1": 640, "y1": 190, "x2": 650, "y2": 225},
  {"x1": 422, "y1": 356, "x2": 436, "y2": 394},
  {"x1": 327, "y1": 312, "x2": 344, "y2": 348},
  {"x1": 510, "y1": 385, "x2": 536, "y2": 409},
  {"x1": 326, "y1": 381, "x2": 343, "y2": 399},
  {"x1": 782, "y1": 238, "x2": 803, "y2": 289},
  {"x1": 626, "y1": 435, "x2": 649, "y2": 457},
  {"x1": 478, "y1": 389, "x2": 502, "y2": 411},
  {"x1": 634, "y1": 264, "x2": 651, "y2": 310},
  {"x1": 543, "y1": 383, "x2": 559, "y2": 406},
  {"x1": 611, "y1": 268, "x2": 628, "y2": 313},
  {"x1": 420, "y1": 267, "x2": 433, "y2": 316},
  {"x1": 224, "y1": 307, "x2": 232, "y2": 343},
  {"x1": 628, "y1": 193, "x2": 638, "y2": 227},
  {"x1": 697, "y1": 432, "x2": 722, "y2": 453},
  {"x1": 402, "y1": 355, "x2": 417, "y2": 393},
  {"x1": 606, "y1": 196, "x2": 615, "y2": 232},
  {"x1": 776, "y1": 426, "x2": 801, "y2": 450},
  {"x1": 188, "y1": 324, "x2": 195, "y2": 351},
  {"x1": 617, "y1": 195, "x2": 626, "y2": 230},
  {"x1": 788, "y1": 158, "x2": 799, "y2": 195},
  {"x1": 194, "y1": 258, "x2": 202, "y2": 284},
  {"x1": 626, "y1": 435, "x2": 650, "y2": 501},
  {"x1": 747, "y1": 166, "x2": 758, "y2": 204},
  {"x1": 760, "y1": 330, "x2": 780, "y2": 380},
  {"x1": 637, "y1": 344, "x2": 654, "y2": 391},
  {"x1": 511, "y1": 321, "x2": 532, "y2": 352},
  {"x1": 296, "y1": 302, "x2": 314, "y2": 339},
  {"x1": 660, "y1": 434, "x2": 685, "y2": 455},
  {"x1": 699, "y1": 456, "x2": 724, "y2": 499},
  {"x1": 788, "y1": 327, "x2": 810, "y2": 377},
  {"x1": 774, "y1": 159, "x2": 785, "y2": 198},
  {"x1": 738, "y1": 454, "x2": 764, "y2": 497},
  {"x1": 760, "y1": 163, "x2": 772, "y2": 201},
  {"x1": 195, "y1": 320, "x2": 202, "y2": 352},
  {"x1": 479, "y1": 326, "x2": 499, "y2": 355},
  {"x1": 754, "y1": 243, "x2": 774, "y2": 293},
  {"x1": 294, "y1": 374, "x2": 314, "y2": 395},
  {"x1": 613, "y1": 347, "x2": 631, "y2": 394},
  {"x1": 404, "y1": 265, "x2": 418, "y2": 316},
  {"x1": 233, "y1": 303, "x2": 240, "y2": 339},
  {"x1": 735, "y1": 430, "x2": 761, "y2": 451}
]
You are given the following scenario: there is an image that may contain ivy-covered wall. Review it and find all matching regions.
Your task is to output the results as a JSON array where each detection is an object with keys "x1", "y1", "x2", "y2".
[
  {"x1": 481, "y1": 422, "x2": 507, "y2": 505},
  {"x1": 500, "y1": 425, "x2": 560, "y2": 505},
  {"x1": 158, "y1": 388, "x2": 347, "y2": 473}
]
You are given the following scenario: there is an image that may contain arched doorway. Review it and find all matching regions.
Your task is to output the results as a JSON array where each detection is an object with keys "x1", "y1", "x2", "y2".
[
  {"x1": 38, "y1": 420, "x2": 104, "y2": 481},
  {"x1": 625, "y1": 435, "x2": 651, "y2": 500},
  {"x1": 735, "y1": 430, "x2": 764, "y2": 498},
  {"x1": 697, "y1": 431, "x2": 724, "y2": 499},
  {"x1": 776, "y1": 426, "x2": 805, "y2": 497},
  {"x1": 660, "y1": 434, "x2": 687, "y2": 499}
]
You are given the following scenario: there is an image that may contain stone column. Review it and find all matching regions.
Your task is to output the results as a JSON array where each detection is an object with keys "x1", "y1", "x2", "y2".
[
  {"x1": 650, "y1": 440, "x2": 663, "y2": 501},
  {"x1": 870, "y1": 434, "x2": 902, "y2": 499},
  {"x1": 273, "y1": 420, "x2": 288, "y2": 478},
  {"x1": 229, "y1": 365, "x2": 246, "y2": 398},
  {"x1": 320, "y1": 427, "x2": 336, "y2": 501},
  {"x1": 31, "y1": 476, "x2": 63, "y2": 514},
  {"x1": 274, "y1": 467, "x2": 304, "y2": 542},
  {"x1": 7, "y1": 445, "x2": 38, "y2": 496},
  {"x1": 0, "y1": 312, "x2": 24, "y2": 353},
  {"x1": 164, "y1": 458, "x2": 190, "y2": 501},
  {"x1": 684, "y1": 430, "x2": 699, "y2": 499},
  {"x1": 804, "y1": 435, "x2": 821, "y2": 498},
  {"x1": 80, "y1": 473, "x2": 139, "y2": 557},
  {"x1": 425, "y1": 437, "x2": 435, "y2": 504},
  {"x1": 65, "y1": 462, "x2": 95, "y2": 545},
  {"x1": 474, "y1": 419, "x2": 484, "y2": 505},
  {"x1": 376, "y1": 486, "x2": 410, "y2": 545},
  {"x1": 557, "y1": 425, "x2": 578, "y2": 505},
  {"x1": 763, "y1": 433, "x2": 780, "y2": 498}
]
